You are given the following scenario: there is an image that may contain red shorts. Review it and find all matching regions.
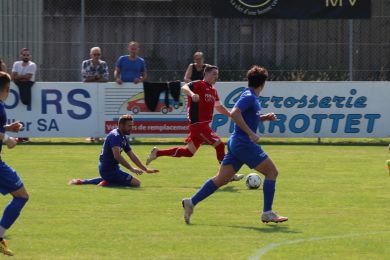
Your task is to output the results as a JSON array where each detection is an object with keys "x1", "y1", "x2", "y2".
[{"x1": 185, "y1": 123, "x2": 221, "y2": 149}]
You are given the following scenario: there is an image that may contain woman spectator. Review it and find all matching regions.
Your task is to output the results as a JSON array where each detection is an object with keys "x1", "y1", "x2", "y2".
[{"x1": 184, "y1": 52, "x2": 209, "y2": 83}]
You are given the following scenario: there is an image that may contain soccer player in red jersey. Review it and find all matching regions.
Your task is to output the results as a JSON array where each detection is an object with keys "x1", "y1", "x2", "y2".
[{"x1": 146, "y1": 65, "x2": 243, "y2": 181}]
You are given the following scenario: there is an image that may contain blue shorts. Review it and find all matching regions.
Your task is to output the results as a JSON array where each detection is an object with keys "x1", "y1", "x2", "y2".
[
  {"x1": 99, "y1": 164, "x2": 133, "y2": 186},
  {"x1": 221, "y1": 137, "x2": 269, "y2": 172},
  {"x1": 0, "y1": 161, "x2": 24, "y2": 195}
]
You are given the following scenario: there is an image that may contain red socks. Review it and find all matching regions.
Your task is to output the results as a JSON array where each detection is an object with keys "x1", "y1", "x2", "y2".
[
  {"x1": 157, "y1": 147, "x2": 194, "y2": 157},
  {"x1": 214, "y1": 142, "x2": 225, "y2": 163}
]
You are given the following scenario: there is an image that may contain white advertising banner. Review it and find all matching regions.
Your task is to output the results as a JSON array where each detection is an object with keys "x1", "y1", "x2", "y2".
[{"x1": 6, "y1": 81, "x2": 390, "y2": 138}]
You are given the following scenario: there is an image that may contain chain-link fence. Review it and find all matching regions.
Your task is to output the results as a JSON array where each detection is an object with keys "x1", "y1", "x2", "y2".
[{"x1": 1, "y1": 0, "x2": 390, "y2": 81}]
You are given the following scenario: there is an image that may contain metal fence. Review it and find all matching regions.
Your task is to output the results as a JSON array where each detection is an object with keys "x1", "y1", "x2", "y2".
[{"x1": 1, "y1": 0, "x2": 390, "y2": 82}]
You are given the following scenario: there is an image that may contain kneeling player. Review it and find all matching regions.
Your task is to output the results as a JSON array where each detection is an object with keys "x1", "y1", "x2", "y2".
[{"x1": 69, "y1": 115, "x2": 158, "y2": 187}]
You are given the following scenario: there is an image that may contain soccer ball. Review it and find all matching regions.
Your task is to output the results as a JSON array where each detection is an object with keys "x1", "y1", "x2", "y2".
[{"x1": 245, "y1": 173, "x2": 261, "y2": 189}]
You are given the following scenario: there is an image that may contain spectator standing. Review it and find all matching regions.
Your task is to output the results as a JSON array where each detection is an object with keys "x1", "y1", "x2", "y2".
[
  {"x1": 184, "y1": 52, "x2": 209, "y2": 83},
  {"x1": 11, "y1": 48, "x2": 37, "y2": 106},
  {"x1": 81, "y1": 47, "x2": 109, "y2": 82},
  {"x1": 0, "y1": 59, "x2": 7, "y2": 72},
  {"x1": 114, "y1": 41, "x2": 147, "y2": 85},
  {"x1": 82, "y1": 47, "x2": 108, "y2": 142},
  {"x1": 11, "y1": 48, "x2": 36, "y2": 143}
]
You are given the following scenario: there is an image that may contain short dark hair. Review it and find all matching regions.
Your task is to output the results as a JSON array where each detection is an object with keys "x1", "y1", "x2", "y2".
[
  {"x1": 204, "y1": 65, "x2": 218, "y2": 75},
  {"x1": 118, "y1": 114, "x2": 134, "y2": 125},
  {"x1": 20, "y1": 48, "x2": 30, "y2": 54},
  {"x1": 0, "y1": 71, "x2": 11, "y2": 92},
  {"x1": 247, "y1": 66, "x2": 268, "y2": 88}
]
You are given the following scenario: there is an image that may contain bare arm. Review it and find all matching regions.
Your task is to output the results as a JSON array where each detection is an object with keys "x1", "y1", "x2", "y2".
[
  {"x1": 215, "y1": 101, "x2": 230, "y2": 117},
  {"x1": 4, "y1": 121, "x2": 23, "y2": 132},
  {"x1": 0, "y1": 132, "x2": 17, "y2": 149},
  {"x1": 114, "y1": 68, "x2": 122, "y2": 84},
  {"x1": 112, "y1": 146, "x2": 142, "y2": 174},
  {"x1": 230, "y1": 107, "x2": 259, "y2": 142},
  {"x1": 181, "y1": 83, "x2": 199, "y2": 102},
  {"x1": 127, "y1": 150, "x2": 159, "y2": 173},
  {"x1": 260, "y1": 112, "x2": 278, "y2": 122},
  {"x1": 184, "y1": 64, "x2": 193, "y2": 83}
]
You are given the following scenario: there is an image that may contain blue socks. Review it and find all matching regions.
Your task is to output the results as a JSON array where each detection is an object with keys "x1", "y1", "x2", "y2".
[
  {"x1": 0, "y1": 197, "x2": 28, "y2": 229},
  {"x1": 82, "y1": 177, "x2": 103, "y2": 185},
  {"x1": 191, "y1": 179, "x2": 218, "y2": 206},
  {"x1": 263, "y1": 179, "x2": 276, "y2": 212}
]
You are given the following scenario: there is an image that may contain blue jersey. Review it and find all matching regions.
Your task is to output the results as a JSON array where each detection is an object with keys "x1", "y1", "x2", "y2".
[
  {"x1": 232, "y1": 88, "x2": 261, "y2": 141},
  {"x1": 0, "y1": 101, "x2": 6, "y2": 155},
  {"x1": 99, "y1": 128, "x2": 131, "y2": 166},
  {"x1": 115, "y1": 56, "x2": 146, "y2": 82}
]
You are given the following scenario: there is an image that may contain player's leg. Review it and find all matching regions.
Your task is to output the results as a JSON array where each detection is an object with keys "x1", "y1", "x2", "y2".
[
  {"x1": 182, "y1": 147, "x2": 243, "y2": 224},
  {"x1": 146, "y1": 141, "x2": 198, "y2": 165},
  {"x1": 103, "y1": 168, "x2": 141, "y2": 188},
  {"x1": 254, "y1": 157, "x2": 288, "y2": 223},
  {"x1": 182, "y1": 164, "x2": 237, "y2": 224},
  {"x1": 68, "y1": 177, "x2": 103, "y2": 185},
  {"x1": 0, "y1": 186, "x2": 29, "y2": 256}
]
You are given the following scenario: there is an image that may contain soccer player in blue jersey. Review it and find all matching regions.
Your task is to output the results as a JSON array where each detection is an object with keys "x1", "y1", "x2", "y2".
[
  {"x1": 0, "y1": 71, "x2": 28, "y2": 256},
  {"x1": 182, "y1": 66, "x2": 288, "y2": 224},
  {"x1": 69, "y1": 114, "x2": 158, "y2": 187}
]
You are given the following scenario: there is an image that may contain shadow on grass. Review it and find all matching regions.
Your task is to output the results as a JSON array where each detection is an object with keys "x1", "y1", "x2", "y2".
[
  {"x1": 228, "y1": 224, "x2": 301, "y2": 234},
  {"x1": 218, "y1": 186, "x2": 241, "y2": 193},
  {"x1": 193, "y1": 223, "x2": 300, "y2": 234}
]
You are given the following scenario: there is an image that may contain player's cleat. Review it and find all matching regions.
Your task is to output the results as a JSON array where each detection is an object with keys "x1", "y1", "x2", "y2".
[
  {"x1": 231, "y1": 174, "x2": 245, "y2": 182},
  {"x1": 261, "y1": 211, "x2": 288, "y2": 223},
  {"x1": 0, "y1": 239, "x2": 14, "y2": 256},
  {"x1": 97, "y1": 180, "x2": 109, "y2": 187},
  {"x1": 146, "y1": 147, "x2": 158, "y2": 165},
  {"x1": 68, "y1": 179, "x2": 83, "y2": 185},
  {"x1": 182, "y1": 198, "x2": 194, "y2": 224}
]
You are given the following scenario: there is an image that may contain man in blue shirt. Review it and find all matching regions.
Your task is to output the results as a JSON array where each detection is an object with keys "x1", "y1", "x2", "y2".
[
  {"x1": 114, "y1": 41, "x2": 147, "y2": 85},
  {"x1": 0, "y1": 72, "x2": 28, "y2": 256},
  {"x1": 182, "y1": 66, "x2": 288, "y2": 224},
  {"x1": 69, "y1": 114, "x2": 158, "y2": 187}
]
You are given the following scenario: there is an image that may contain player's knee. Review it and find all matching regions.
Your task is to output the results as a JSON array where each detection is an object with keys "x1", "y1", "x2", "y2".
[
  {"x1": 267, "y1": 169, "x2": 278, "y2": 179},
  {"x1": 130, "y1": 178, "x2": 141, "y2": 187}
]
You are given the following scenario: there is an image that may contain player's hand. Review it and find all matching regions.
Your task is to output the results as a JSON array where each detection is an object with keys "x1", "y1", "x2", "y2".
[
  {"x1": 6, "y1": 137, "x2": 17, "y2": 149},
  {"x1": 131, "y1": 167, "x2": 143, "y2": 175},
  {"x1": 7, "y1": 121, "x2": 23, "y2": 132},
  {"x1": 191, "y1": 94, "x2": 199, "y2": 102},
  {"x1": 249, "y1": 132, "x2": 259, "y2": 143},
  {"x1": 116, "y1": 78, "x2": 123, "y2": 85},
  {"x1": 262, "y1": 113, "x2": 278, "y2": 121},
  {"x1": 145, "y1": 168, "x2": 159, "y2": 174}
]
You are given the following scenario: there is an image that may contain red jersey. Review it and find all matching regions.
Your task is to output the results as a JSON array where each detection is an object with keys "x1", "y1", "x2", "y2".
[{"x1": 187, "y1": 80, "x2": 220, "y2": 125}]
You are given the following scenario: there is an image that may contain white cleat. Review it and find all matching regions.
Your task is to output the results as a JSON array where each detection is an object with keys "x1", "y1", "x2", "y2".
[
  {"x1": 261, "y1": 211, "x2": 288, "y2": 223},
  {"x1": 146, "y1": 147, "x2": 158, "y2": 165},
  {"x1": 231, "y1": 173, "x2": 245, "y2": 182},
  {"x1": 182, "y1": 198, "x2": 194, "y2": 224}
]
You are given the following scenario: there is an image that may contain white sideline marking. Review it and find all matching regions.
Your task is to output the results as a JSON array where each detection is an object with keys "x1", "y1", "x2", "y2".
[{"x1": 249, "y1": 231, "x2": 389, "y2": 260}]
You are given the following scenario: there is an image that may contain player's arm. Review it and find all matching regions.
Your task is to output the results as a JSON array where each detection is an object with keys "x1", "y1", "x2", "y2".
[
  {"x1": 112, "y1": 146, "x2": 142, "y2": 175},
  {"x1": 126, "y1": 150, "x2": 159, "y2": 174},
  {"x1": 4, "y1": 121, "x2": 23, "y2": 132},
  {"x1": 0, "y1": 132, "x2": 17, "y2": 149},
  {"x1": 230, "y1": 107, "x2": 259, "y2": 143},
  {"x1": 260, "y1": 112, "x2": 278, "y2": 122},
  {"x1": 215, "y1": 101, "x2": 230, "y2": 117},
  {"x1": 181, "y1": 83, "x2": 199, "y2": 102}
]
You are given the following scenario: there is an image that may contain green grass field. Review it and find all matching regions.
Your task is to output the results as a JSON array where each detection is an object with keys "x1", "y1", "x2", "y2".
[{"x1": 0, "y1": 143, "x2": 389, "y2": 259}]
